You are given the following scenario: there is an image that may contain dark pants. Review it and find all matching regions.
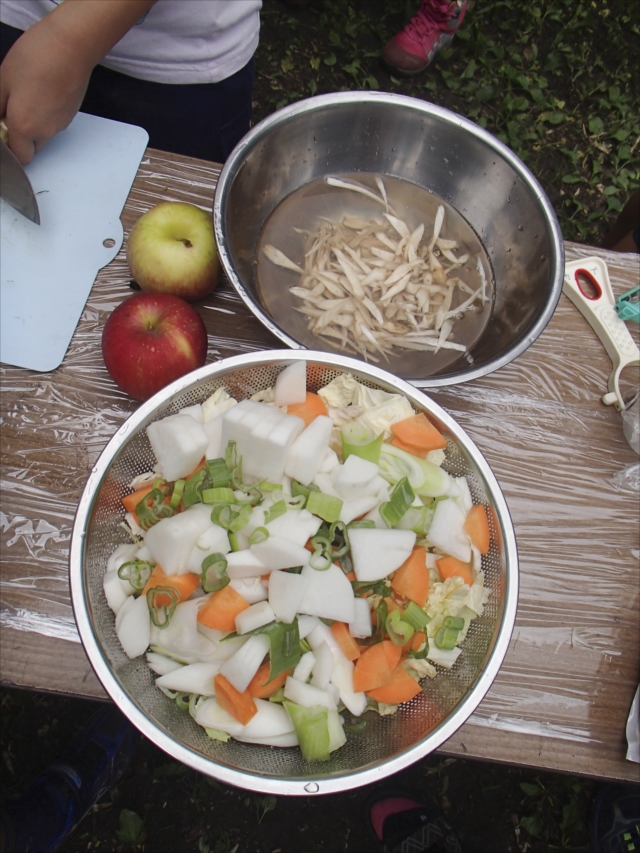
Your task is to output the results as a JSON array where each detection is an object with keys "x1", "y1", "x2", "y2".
[{"x1": 0, "y1": 22, "x2": 254, "y2": 163}]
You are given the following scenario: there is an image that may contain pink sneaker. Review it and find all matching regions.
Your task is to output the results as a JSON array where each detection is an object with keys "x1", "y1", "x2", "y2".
[{"x1": 382, "y1": 0, "x2": 470, "y2": 76}]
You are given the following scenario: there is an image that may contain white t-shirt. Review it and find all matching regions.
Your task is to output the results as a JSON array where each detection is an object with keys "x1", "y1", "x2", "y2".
[{"x1": 0, "y1": 0, "x2": 261, "y2": 84}]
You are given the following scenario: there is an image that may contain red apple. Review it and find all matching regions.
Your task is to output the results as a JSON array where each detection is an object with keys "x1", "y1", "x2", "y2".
[
  {"x1": 102, "y1": 292, "x2": 208, "y2": 401},
  {"x1": 126, "y1": 201, "x2": 221, "y2": 302}
]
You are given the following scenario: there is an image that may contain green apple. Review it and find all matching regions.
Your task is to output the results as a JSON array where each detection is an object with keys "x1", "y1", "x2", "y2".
[{"x1": 126, "y1": 201, "x2": 221, "y2": 302}]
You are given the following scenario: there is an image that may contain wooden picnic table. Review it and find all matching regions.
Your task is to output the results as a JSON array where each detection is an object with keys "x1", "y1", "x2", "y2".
[{"x1": 1, "y1": 148, "x2": 639, "y2": 784}]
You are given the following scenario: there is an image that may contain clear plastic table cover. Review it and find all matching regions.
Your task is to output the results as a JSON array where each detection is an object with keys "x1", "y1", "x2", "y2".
[{"x1": 1, "y1": 151, "x2": 639, "y2": 760}]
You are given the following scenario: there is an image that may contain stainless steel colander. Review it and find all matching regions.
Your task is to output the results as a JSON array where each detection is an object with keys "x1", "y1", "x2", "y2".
[{"x1": 70, "y1": 351, "x2": 518, "y2": 796}]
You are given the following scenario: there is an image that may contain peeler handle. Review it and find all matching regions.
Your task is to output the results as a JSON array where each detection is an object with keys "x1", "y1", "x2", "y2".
[{"x1": 563, "y1": 257, "x2": 640, "y2": 411}]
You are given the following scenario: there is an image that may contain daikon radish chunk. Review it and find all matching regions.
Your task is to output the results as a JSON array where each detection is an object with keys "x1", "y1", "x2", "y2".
[
  {"x1": 339, "y1": 494, "x2": 381, "y2": 525},
  {"x1": 330, "y1": 656, "x2": 367, "y2": 717},
  {"x1": 197, "y1": 625, "x2": 248, "y2": 660},
  {"x1": 349, "y1": 597, "x2": 373, "y2": 638},
  {"x1": 306, "y1": 621, "x2": 347, "y2": 662},
  {"x1": 146, "y1": 651, "x2": 183, "y2": 676},
  {"x1": 283, "y1": 676, "x2": 337, "y2": 710},
  {"x1": 266, "y1": 508, "x2": 322, "y2": 548},
  {"x1": 145, "y1": 503, "x2": 215, "y2": 576},
  {"x1": 293, "y1": 650, "x2": 317, "y2": 683},
  {"x1": 150, "y1": 598, "x2": 211, "y2": 662},
  {"x1": 268, "y1": 569, "x2": 310, "y2": 624},
  {"x1": 195, "y1": 698, "x2": 245, "y2": 736},
  {"x1": 333, "y1": 455, "x2": 380, "y2": 500},
  {"x1": 203, "y1": 414, "x2": 224, "y2": 461},
  {"x1": 116, "y1": 593, "x2": 150, "y2": 659},
  {"x1": 318, "y1": 447, "x2": 340, "y2": 474},
  {"x1": 235, "y1": 698, "x2": 296, "y2": 741},
  {"x1": 235, "y1": 600, "x2": 276, "y2": 635},
  {"x1": 298, "y1": 563, "x2": 356, "y2": 624},
  {"x1": 297, "y1": 614, "x2": 321, "y2": 639},
  {"x1": 249, "y1": 414, "x2": 306, "y2": 483},
  {"x1": 185, "y1": 523, "x2": 231, "y2": 574},
  {"x1": 147, "y1": 414, "x2": 209, "y2": 482},
  {"x1": 427, "y1": 645, "x2": 462, "y2": 669},
  {"x1": 251, "y1": 537, "x2": 311, "y2": 571},
  {"x1": 244, "y1": 408, "x2": 286, "y2": 476},
  {"x1": 310, "y1": 641, "x2": 334, "y2": 690},
  {"x1": 426, "y1": 498, "x2": 472, "y2": 563},
  {"x1": 107, "y1": 542, "x2": 139, "y2": 575},
  {"x1": 155, "y1": 661, "x2": 221, "y2": 696},
  {"x1": 219, "y1": 634, "x2": 270, "y2": 693},
  {"x1": 179, "y1": 404, "x2": 203, "y2": 423},
  {"x1": 236, "y1": 731, "x2": 299, "y2": 748},
  {"x1": 225, "y1": 549, "x2": 270, "y2": 579},
  {"x1": 103, "y1": 568, "x2": 136, "y2": 615},
  {"x1": 349, "y1": 528, "x2": 417, "y2": 582},
  {"x1": 219, "y1": 399, "x2": 259, "y2": 451},
  {"x1": 274, "y1": 361, "x2": 307, "y2": 407},
  {"x1": 229, "y1": 577, "x2": 268, "y2": 604},
  {"x1": 284, "y1": 415, "x2": 334, "y2": 486}
]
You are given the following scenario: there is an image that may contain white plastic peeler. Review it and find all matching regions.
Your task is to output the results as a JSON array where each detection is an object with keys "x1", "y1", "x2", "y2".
[{"x1": 563, "y1": 256, "x2": 640, "y2": 412}]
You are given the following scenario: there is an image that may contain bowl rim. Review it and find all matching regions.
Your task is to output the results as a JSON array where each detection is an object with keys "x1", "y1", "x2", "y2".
[
  {"x1": 213, "y1": 91, "x2": 565, "y2": 388},
  {"x1": 70, "y1": 350, "x2": 519, "y2": 795}
]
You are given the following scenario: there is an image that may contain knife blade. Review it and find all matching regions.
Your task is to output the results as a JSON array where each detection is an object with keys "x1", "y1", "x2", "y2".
[{"x1": 0, "y1": 138, "x2": 41, "y2": 225}]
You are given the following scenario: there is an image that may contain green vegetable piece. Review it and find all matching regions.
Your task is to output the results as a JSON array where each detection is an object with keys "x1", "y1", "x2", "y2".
[
  {"x1": 249, "y1": 526, "x2": 269, "y2": 545},
  {"x1": 224, "y1": 441, "x2": 237, "y2": 470},
  {"x1": 379, "y1": 476, "x2": 415, "y2": 528},
  {"x1": 394, "y1": 505, "x2": 434, "y2": 535},
  {"x1": 182, "y1": 469, "x2": 207, "y2": 508},
  {"x1": 169, "y1": 479, "x2": 185, "y2": 509},
  {"x1": 435, "y1": 625, "x2": 462, "y2": 650},
  {"x1": 201, "y1": 487, "x2": 235, "y2": 505},
  {"x1": 135, "y1": 487, "x2": 174, "y2": 530},
  {"x1": 347, "y1": 520, "x2": 376, "y2": 530},
  {"x1": 306, "y1": 490, "x2": 343, "y2": 523},
  {"x1": 201, "y1": 553, "x2": 229, "y2": 593},
  {"x1": 265, "y1": 500, "x2": 287, "y2": 524},
  {"x1": 146, "y1": 586, "x2": 180, "y2": 628},
  {"x1": 385, "y1": 609, "x2": 414, "y2": 647},
  {"x1": 204, "y1": 727, "x2": 231, "y2": 743},
  {"x1": 401, "y1": 601, "x2": 431, "y2": 631},
  {"x1": 117, "y1": 560, "x2": 153, "y2": 591},
  {"x1": 175, "y1": 692, "x2": 190, "y2": 710},
  {"x1": 341, "y1": 422, "x2": 384, "y2": 464},
  {"x1": 206, "y1": 457, "x2": 232, "y2": 489},
  {"x1": 283, "y1": 701, "x2": 330, "y2": 762},
  {"x1": 328, "y1": 520, "x2": 350, "y2": 558},
  {"x1": 258, "y1": 620, "x2": 301, "y2": 681}
]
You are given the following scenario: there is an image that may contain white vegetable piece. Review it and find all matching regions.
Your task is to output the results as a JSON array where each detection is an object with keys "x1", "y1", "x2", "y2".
[
  {"x1": 147, "y1": 414, "x2": 208, "y2": 482},
  {"x1": 229, "y1": 577, "x2": 268, "y2": 604},
  {"x1": 155, "y1": 661, "x2": 221, "y2": 696},
  {"x1": 197, "y1": 625, "x2": 248, "y2": 661},
  {"x1": 235, "y1": 600, "x2": 276, "y2": 635},
  {"x1": 103, "y1": 569, "x2": 136, "y2": 615},
  {"x1": 449, "y1": 476, "x2": 473, "y2": 515},
  {"x1": 310, "y1": 641, "x2": 334, "y2": 690},
  {"x1": 219, "y1": 633, "x2": 270, "y2": 693},
  {"x1": 146, "y1": 651, "x2": 183, "y2": 676},
  {"x1": 427, "y1": 498, "x2": 472, "y2": 563},
  {"x1": 292, "y1": 650, "x2": 316, "y2": 683},
  {"x1": 274, "y1": 361, "x2": 307, "y2": 407},
  {"x1": 297, "y1": 614, "x2": 321, "y2": 639},
  {"x1": 298, "y1": 563, "x2": 356, "y2": 624},
  {"x1": 145, "y1": 503, "x2": 216, "y2": 576},
  {"x1": 306, "y1": 621, "x2": 346, "y2": 661},
  {"x1": 202, "y1": 414, "x2": 224, "y2": 461},
  {"x1": 185, "y1": 523, "x2": 231, "y2": 574},
  {"x1": 107, "y1": 542, "x2": 139, "y2": 575},
  {"x1": 244, "y1": 408, "x2": 286, "y2": 476},
  {"x1": 179, "y1": 404, "x2": 203, "y2": 423},
  {"x1": 219, "y1": 399, "x2": 259, "y2": 451},
  {"x1": 235, "y1": 698, "x2": 296, "y2": 743},
  {"x1": 195, "y1": 698, "x2": 245, "y2": 736},
  {"x1": 225, "y1": 549, "x2": 270, "y2": 579},
  {"x1": 202, "y1": 388, "x2": 237, "y2": 423},
  {"x1": 265, "y1": 508, "x2": 322, "y2": 548},
  {"x1": 284, "y1": 415, "x2": 334, "y2": 486},
  {"x1": 333, "y1": 454, "x2": 380, "y2": 500},
  {"x1": 331, "y1": 656, "x2": 367, "y2": 717},
  {"x1": 339, "y1": 495, "x2": 381, "y2": 525},
  {"x1": 349, "y1": 597, "x2": 373, "y2": 639},
  {"x1": 318, "y1": 447, "x2": 340, "y2": 474},
  {"x1": 283, "y1": 676, "x2": 337, "y2": 710},
  {"x1": 427, "y1": 645, "x2": 462, "y2": 669},
  {"x1": 268, "y1": 569, "x2": 310, "y2": 624},
  {"x1": 116, "y1": 593, "x2": 150, "y2": 659},
  {"x1": 249, "y1": 413, "x2": 306, "y2": 483},
  {"x1": 250, "y1": 537, "x2": 310, "y2": 571},
  {"x1": 149, "y1": 599, "x2": 212, "y2": 662},
  {"x1": 236, "y1": 731, "x2": 299, "y2": 748},
  {"x1": 349, "y1": 528, "x2": 417, "y2": 582}
]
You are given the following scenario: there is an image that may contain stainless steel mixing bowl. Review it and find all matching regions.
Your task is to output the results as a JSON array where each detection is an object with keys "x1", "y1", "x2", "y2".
[
  {"x1": 70, "y1": 351, "x2": 518, "y2": 795},
  {"x1": 214, "y1": 92, "x2": 564, "y2": 387}
]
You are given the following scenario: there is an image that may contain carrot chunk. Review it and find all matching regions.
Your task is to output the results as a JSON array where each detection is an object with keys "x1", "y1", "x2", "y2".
[
  {"x1": 247, "y1": 662, "x2": 291, "y2": 699},
  {"x1": 141, "y1": 565, "x2": 200, "y2": 601},
  {"x1": 330, "y1": 621, "x2": 361, "y2": 661},
  {"x1": 285, "y1": 392, "x2": 328, "y2": 427},
  {"x1": 436, "y1": 556, "x2": 473, "y2": 587},
  {"x1": 463, "y1": 504, "x2": 491, "y2": 555},
  {"x1": 214, "y1": 674, "x2": 257, "y2": 725},
  {"x1": 197, "y1": 585, "x2": 250, "y2": 632},
  {"x1": 352, "y1": 642, "x2": 396, "y2": 693},
  {"x1": 367, "y1": 664, "x2": 422, "y2": 705},
  {"x1": 121, "y1": 484, "x2": 154, "y2": 515},
  {"x1": 390, "y1": 413, "x2": 447, "y2": 452},
  {"x1": 390, "y1": 546, "x2": 430, "y2": 607}
]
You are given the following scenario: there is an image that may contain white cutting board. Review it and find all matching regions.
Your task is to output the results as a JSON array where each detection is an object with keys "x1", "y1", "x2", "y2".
[{"x1": 0, "y1": 112, "x2": 149, "y2": 372}]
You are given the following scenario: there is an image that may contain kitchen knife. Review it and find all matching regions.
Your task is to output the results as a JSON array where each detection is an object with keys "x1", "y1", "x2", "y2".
[{"x1": 0, "y1": 137, "x2": 41, "y2": 225}]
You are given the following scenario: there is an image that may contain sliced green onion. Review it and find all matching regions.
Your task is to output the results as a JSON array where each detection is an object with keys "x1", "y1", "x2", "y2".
[
  {"x1": 286, "y1": 494, "x2": 306, "y2": 510},
  {"x1": 182, "y1": 469, "x2": 207, "y2": 508},
  {"x1": 401, "y1": 601, "x2": 431, "y2": 631},
  {"x1": 201, "y1": 552, "x2": 229, "y2": 593},
  {"x1": 257, "y1": 480, "x2": 281, "y2": 493},
  {"x1": 306, "y1": 490, "x2": 343, "y2": 524},
  {"x1": 230, "y1": 459, "x2": 245, "y2": 491},
  {"x1": 347, "y1": 520, "x2": 376, "y2": 530},
  {"x1": 201, "y1": 486, "x2": 235, "y2": 505},
  {"x1": 170, "y1": 479, "x2": 185, "y2": 509},
  {"x1": 249, "y1": 526, "x2": 269, "y2": 545},
  {"x1": 175, "y1": 691, "x2": 191, "y2": 710},
  {"x1": 434, "y1": 618, "x2": 465, "y2": 650},
  {"x1": 117, "y1": 559, "x2": 153, "y2": 591},
  {"x1": 228, "y1": 504, "x2": 252, "y2": 533},
  {"x1": 224, "y1": 441, "x2": 237, "y2": 470},
  {"x1": 228, "y1": 532, "x2": 242, "y2": 552},
  {"x1": 351, "y1": 579, "x2": 392, "y2": 598},
  {"x1": 265, "y1": 500, "x2": 287, "y2": 524},
  {"x1": 309, "y1": 545, "x2": 332, "y2": 571},
  {"x1": 211, "y1": 503, "x2": 233, "y2": 529},
  {"x1": 291, "y1": 480, "x2": 319, "y2": 506},
  {"x1": 385, "y1": 609, "x2": 414, "y2": 647},
  {"x1": 233, "y1": 486, "x2": 262, "y2": 505},
  {"x1": 379, "y1": 477, "x2": 415, "y2": 528},
  {"x1": 341, "y1": 422, "x2": 384, "y2": 464},
  {"x1": 146, "y1": 586, "x2": 180, "y2": 628},
  {"x1": 205, "y1": 727, "x2": 231, "y2": 742},
  {"x1": 189, "y1": 694, "x2": 206, "y2": 719},
  {"x1": 135, "y1": 487, "x2": 174, "y2": 530},
  {"x1": 444, "y1": 615, "x2": 465, "y2": 630},
  {"x1": 206, "y1": 457, "x2": 232, "y2": 488}
]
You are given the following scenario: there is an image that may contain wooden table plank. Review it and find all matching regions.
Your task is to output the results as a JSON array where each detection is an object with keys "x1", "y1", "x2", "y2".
[{"x1": 2, "y1": 149, "x2": 639, "y2": 783}]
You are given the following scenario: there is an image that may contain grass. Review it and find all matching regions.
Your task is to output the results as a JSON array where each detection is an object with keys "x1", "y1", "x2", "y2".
[{"x1": 253, "y1": 0, "x2": 640, "y2": 245}]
